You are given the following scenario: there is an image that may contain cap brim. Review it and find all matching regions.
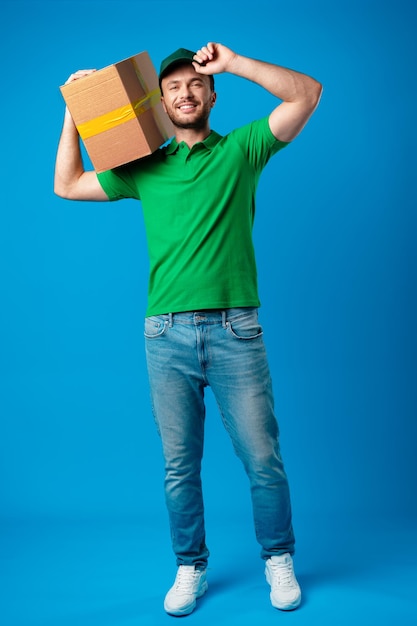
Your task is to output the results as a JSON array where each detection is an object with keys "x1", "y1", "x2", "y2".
[{"x1": 159, "y1": 57, "x2": 203, "y2": 81}]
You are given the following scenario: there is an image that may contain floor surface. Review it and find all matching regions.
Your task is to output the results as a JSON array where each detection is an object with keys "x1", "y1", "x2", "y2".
[{"x1": 1, "y1": 515, "x2": 416, "y2": 626}]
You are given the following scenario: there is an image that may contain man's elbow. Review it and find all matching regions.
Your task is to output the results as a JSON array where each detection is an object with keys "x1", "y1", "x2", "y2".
[
  {"x1": 54, "y1": 181, "x2": 72, "y2": 199},
  {"x1": 54, "y1": 176, "x2": 80, "y2": 200},
  {"x1": 308, "y1": 79, "x2": 323, "y2": 111}
]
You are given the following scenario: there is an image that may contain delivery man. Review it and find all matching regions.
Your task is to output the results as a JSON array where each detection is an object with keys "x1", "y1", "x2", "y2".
[{"x1": 54, "y1": 42, "x2": 322, "y2": 616}]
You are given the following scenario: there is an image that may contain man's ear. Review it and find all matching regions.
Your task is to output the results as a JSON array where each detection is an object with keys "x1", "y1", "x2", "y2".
[
  {"x1": 161, "y1": 96, "x2": 167, "y2": 113},
  {"x1": 211, "y1": 91, "x2": 217, "y2": 108}
]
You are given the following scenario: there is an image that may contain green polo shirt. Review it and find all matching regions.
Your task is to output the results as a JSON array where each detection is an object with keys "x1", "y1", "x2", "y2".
[{"x1": 97, "y1": 116, "x2": 288, "y2": 316}]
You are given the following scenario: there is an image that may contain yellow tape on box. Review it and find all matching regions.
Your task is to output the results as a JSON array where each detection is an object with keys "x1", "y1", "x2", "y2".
[{"x1": 77, "y1": 88, "x2": 161, "y2": 140}]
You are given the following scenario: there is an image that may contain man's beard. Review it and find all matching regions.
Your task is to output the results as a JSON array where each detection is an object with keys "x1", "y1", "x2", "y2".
[
  {"x1": 170, "y1": 114, "x2": 210, "y2": 130},
  {"x1": 166, "y1": 100, "x2": 212, "y2": 130}
]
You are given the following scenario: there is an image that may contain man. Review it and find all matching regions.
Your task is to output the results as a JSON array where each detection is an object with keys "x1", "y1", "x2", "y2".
[{"x1": 54, "y1": 42, "x2": 322, "y2": 616}]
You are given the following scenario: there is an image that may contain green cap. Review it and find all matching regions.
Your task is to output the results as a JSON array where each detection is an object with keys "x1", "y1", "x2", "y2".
[{"x1": 159, "y1": 48, "x2": 196, "y2": 81}]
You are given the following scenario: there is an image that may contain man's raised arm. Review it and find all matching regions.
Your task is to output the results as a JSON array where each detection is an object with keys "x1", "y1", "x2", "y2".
[
  {"x1": 54, "y1": 70, "x2": 109, "y2": 201},
  {"x1": 193, "y1": 43, "x2": 322, "y2": 143}
]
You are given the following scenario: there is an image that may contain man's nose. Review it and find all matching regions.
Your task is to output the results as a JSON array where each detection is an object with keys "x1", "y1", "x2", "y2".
[{"x1": 178, "y1": 83, "x2": 192, "y2": 98}]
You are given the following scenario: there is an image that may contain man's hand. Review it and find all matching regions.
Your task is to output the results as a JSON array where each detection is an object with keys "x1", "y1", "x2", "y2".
[
  {"x1": 193, "y1": 42, "x2": 238, "y2": 76},
  {"x1": 65, "y1": 69, "x2": 96, "y2": 85}
]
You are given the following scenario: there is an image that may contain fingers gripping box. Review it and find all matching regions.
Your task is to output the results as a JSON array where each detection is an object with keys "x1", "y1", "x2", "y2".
[{"x1": 60, "y1": 52, "x2": 174, "y2": 173}]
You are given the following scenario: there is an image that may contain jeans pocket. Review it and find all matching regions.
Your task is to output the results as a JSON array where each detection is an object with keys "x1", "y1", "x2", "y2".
[
  {"x1": 226, "y1": 310, "x2": 263, "y2": 340},
  {"x1": 144, "y1": 315, "x2": 168, "y2": 339}
]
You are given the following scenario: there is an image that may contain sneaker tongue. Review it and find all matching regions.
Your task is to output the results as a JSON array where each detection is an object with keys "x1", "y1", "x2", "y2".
[{"x1": 272, "y1": 554, "x2": 290, "y2": 564}]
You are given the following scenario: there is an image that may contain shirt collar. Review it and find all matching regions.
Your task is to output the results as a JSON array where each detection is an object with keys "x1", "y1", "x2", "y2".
[{"x1": 165, "y1": 130, "x2": 222, "y2": 155}]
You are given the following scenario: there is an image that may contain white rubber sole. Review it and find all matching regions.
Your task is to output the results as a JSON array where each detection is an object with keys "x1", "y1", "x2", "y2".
[{"x1": 164, "y1": 580, "x2": 208, "y2": 616}]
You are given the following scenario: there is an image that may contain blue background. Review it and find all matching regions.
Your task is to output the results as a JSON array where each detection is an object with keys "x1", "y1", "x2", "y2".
[{"x1": 1, "y1": 1, "x2": 416, "y2": 624}]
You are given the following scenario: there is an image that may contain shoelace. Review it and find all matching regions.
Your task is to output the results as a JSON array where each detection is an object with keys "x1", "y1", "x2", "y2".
[
  {"x1": 174, "y1": 567, "x2": 198, "y2": 595},
  {"x1": 269, "y1": 561, "x2": 296, "y2": 588}
]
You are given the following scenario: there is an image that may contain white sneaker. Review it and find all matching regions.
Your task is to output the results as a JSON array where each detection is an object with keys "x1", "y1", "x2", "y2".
[
  {"x1": 265, "y1": 553, "x2": 301, "y2": 611},
  {"x1": 164, "y1": 565, "x2": 208, "y2": 616}
]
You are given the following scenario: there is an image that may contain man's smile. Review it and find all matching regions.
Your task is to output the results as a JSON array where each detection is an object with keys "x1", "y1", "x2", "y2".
[{"x1": 177, "y1": 101, "x2": 198, "y2": 111}]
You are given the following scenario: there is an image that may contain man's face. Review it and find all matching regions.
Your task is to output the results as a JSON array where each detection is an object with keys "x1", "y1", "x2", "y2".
[{"x1": 160, "y1": 64, "x2": 216, "y2": 130}]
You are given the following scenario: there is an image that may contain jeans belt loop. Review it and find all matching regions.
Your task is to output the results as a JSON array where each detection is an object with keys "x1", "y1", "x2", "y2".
[
  {"x1": 168, "y1": 312, "x2": 173, "y2": 328},
  {"x1": 221, "y1": 310, "x2": 227, "y2": 329}
]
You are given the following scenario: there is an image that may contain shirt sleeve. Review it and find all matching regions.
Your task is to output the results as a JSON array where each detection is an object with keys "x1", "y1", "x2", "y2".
[
  {"x1": 97, "y1": 166, "x2": 141, "y2": 201},
  {"x1": 229, "y1": 116, "x2": 290, "y2": 172}
]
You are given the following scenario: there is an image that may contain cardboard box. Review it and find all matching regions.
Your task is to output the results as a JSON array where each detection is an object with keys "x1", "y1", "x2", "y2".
[{"x1": 60, "y1": 51, "x2": 174, "y2": 173}]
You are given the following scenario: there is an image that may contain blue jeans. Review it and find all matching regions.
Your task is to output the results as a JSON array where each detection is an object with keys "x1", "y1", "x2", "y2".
[{"x1": 144, "y1": 307, "x2": 295, "y2": 567}]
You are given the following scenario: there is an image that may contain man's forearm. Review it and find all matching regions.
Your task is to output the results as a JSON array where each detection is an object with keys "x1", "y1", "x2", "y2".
[
  {"x1": 54, "y1": 110, "x2": 85, "y2": 198},
  {"x1": 227, "y1": 53, "x2": 321, "y2": 107}
]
